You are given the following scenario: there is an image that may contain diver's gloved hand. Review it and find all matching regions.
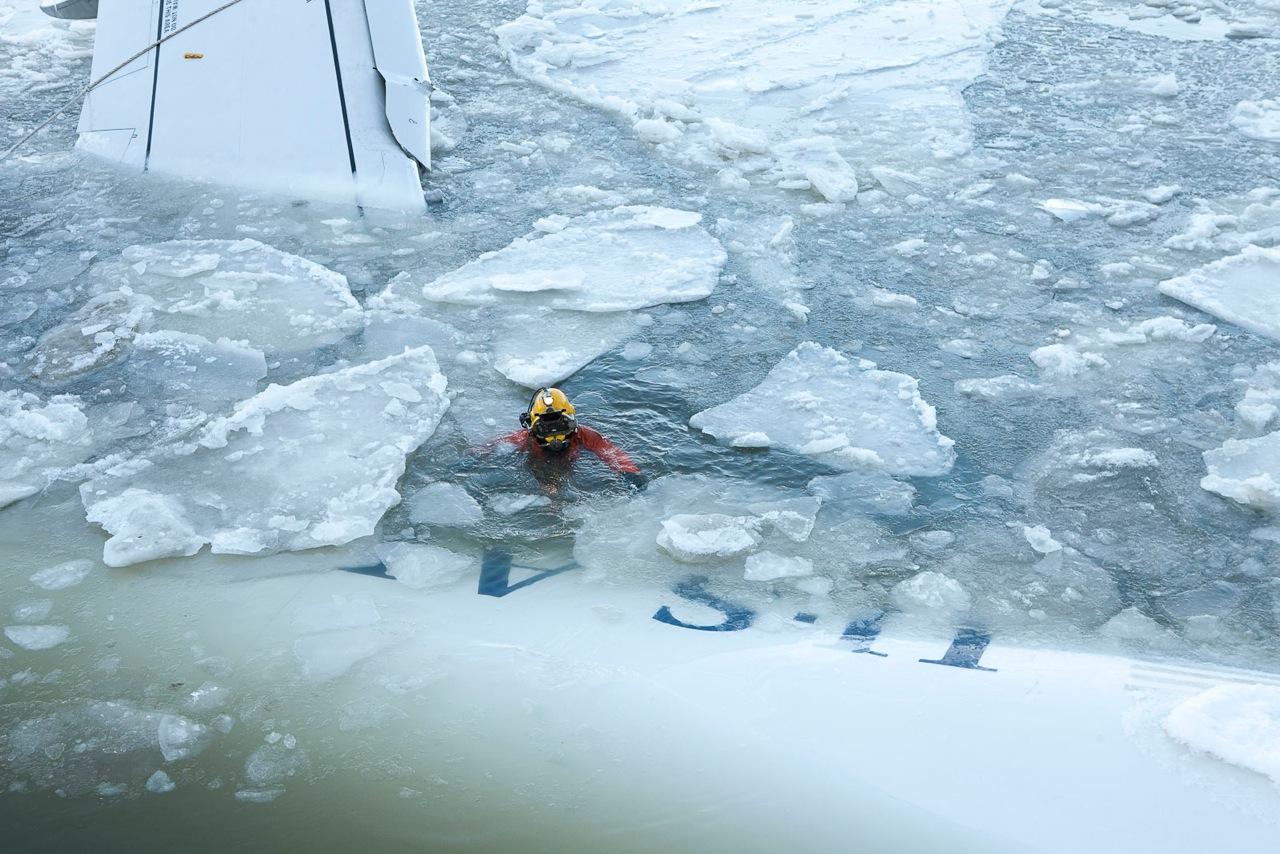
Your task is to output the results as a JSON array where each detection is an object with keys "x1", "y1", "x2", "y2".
[{"x1": 623, "y1": 471, "x2": 648, "y2": 492}]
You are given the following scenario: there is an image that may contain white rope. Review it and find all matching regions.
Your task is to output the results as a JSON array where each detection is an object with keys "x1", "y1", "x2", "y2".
[{"x1": 1, "y1": 0, "x2": 250, "y2": 163}]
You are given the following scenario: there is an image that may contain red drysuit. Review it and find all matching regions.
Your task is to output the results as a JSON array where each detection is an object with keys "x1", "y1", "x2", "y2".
[{"x1": 493, "y1": 426, "x2": 640, "y2": 476}]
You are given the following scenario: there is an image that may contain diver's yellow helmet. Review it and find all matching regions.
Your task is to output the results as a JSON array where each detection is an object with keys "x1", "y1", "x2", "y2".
[{"x1": 520, "y1": 387, "x2": 578, "y2": 451}]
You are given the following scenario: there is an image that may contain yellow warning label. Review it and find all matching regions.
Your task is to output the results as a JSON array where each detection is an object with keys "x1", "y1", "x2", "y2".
[{"x1": 183, "y1": 52, "x2": 205, "y2": 60}]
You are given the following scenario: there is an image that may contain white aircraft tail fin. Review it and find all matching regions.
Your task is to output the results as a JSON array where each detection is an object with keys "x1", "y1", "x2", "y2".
[{"x1": 76, "y1": 0, "x2": 429, "y2": 212}]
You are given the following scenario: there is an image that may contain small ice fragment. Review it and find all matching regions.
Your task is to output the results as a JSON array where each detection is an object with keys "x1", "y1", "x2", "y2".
[
  {"x1": 1230, "y1": 100, "x2": 1280, "y2": 143},
  {"x1": 1023, "y1": 525, "x2": 1063, "y2": 554},
  {"x1": 633, "y1": 118, "x2": 681, "y2": 145},
  {"x1": 621, "y1": 341, "x2": 653, "y2": 361},
  {"x1": 891, "y1": 571, "x2": 971, "y2": 614},
  {"x1": 656, "y1": 514, "x2": 761, "y2": 562},
  {"x1": 158, "y1": 714, "x2": 209, "y2": 762},
  {"x1": 1159, "y1": 247, "x2": 1280, "y2": 342},
  {"x1": 4, "y1": 625, "x2": 69, "y2": 650},
  {"x1": 146, "y1": 770, "x2": 175, "y2": 794},
  {"x1": 730, "y1": 432, "x2": 771, "y2": 448},
  {"x1": 871, "y1": 289, "x2": 918, "y2": 309},
  {"x1": 691, "y1": 343, "x2": 954, "y2": 476},
  {"x1": 29, "y1": 559, "x2": 93, "y2": 591},
  {"x1": 407, "y1": 483, "x2": 483, "y2": 528},
  {"x1": 744, "y1": 551, "x2": 814, "y2": 581},
  {"x1": 1142, "y1": 74, "x2": 1180, "y2": 98},
  {"x1": 488, "y1": 493, "x2": 551, "y2": 515}
]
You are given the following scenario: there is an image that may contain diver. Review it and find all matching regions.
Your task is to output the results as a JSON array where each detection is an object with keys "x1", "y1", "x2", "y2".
[{"x1": 488, "y1": 387, "x2": 645, "y2": 492}]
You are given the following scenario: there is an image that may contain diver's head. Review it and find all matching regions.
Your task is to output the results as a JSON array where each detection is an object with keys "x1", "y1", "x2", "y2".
[{"x1": 519, "y1": 387, "x2": 577, "y2": 452}]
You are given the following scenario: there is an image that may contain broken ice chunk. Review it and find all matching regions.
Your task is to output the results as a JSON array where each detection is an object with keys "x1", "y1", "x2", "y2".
[
  {"x1": 1230, "y1": 100, "x2": 1280, "y2": 144},
  {"x1": 27, "y1": 292, "x2": 150, "y2": 384},
  {"x1": 374, "y1": 542, "x2": 473, "y2": 590},
  {"x1": 0, "y1": 390, "x2": 94, "y2": 509},
  {"x1": 145, "y1": 770, "x2": 175, "y2": 794},
  {"x1": 656, "y1": 513, "x2": 762, "y2": 562},
  {"x1": 80, "y1": 347, "x2": 450, "y2": 566},
  {"x1": 3, "y1": 624, "x2": 70, "y2": 650},
  {"x1": 1022, "y1": 525, "x2": 1063, "y2": 554},
  {"x1": 1202, "y1": 431, "x2": 1280, "y2": 513},
  {"x1": 419, "y1": 206, "x2": 725, "y2": 312},
  {"x1": 157, "y1": 714, "x2": 209, "y2": 762},
  {"x1": 743, "y1": 551, "x2": 814, "y2": 581},
  {"x1": 1159, "y1": 246, "x2": 1280, "y2": 341},
  {"x1": 407, "y1": 482, "x2": 483, "y2": 528},
  {"x1": 94, "y1": 239, "x2": 363, "y2": 354},
  {"x1": 488, "y1": 493, "x2": 551, "y2": 515},
  {"x1": 690, "y1": 343, "x2": 955, "y2": 476},
  {"x1": 29, "y1": 559, "x2": 93, "y2": 591},
  {"x1": 891, "y1": 571, "x2": 971, "y2": 615},
  {"x1": 493, "y1": 309, "x2": 637, "y2": 387}
]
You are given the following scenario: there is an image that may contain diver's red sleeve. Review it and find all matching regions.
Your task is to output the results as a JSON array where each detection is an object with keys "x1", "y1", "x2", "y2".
[
  {"x1": 471, "y1": 430, "x2": 529, "y2": 454},
  {"x1": 576, "y1": 426, "x2": 640, "y2": 475}
]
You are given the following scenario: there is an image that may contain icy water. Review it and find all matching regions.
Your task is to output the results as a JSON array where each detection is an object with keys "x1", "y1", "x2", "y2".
[{"x1": 3, "y1": 0, "x2": 1280, "y2": 848}]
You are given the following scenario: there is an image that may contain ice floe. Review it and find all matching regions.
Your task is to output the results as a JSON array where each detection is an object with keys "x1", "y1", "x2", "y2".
[
  {"x1": 419, "y1": 206, "x2": 723, "y2": 312},
  {"x1": 1164, "y1": 684, "x2": 1280, "y2": 786},
  {"x1": 374, "y1": 542, "x2": 473, "y2": 590},
  {"x1": 1159, "y1": 246, "x2": 1280, "y2": 341},
  {"x1": 1201, "y1": 432, "x2": 1280, "y2": 513},
  {"x1": 497, "y1": 0, "x2": 1014, "y2": 197},
  {"x1": 0, "y1": 390, "x2": 94, "y2": 508},
  {"x1": 80, "y1": 347, "x2": 449, "y2": 566},
  {"x1": 381, "y1": 206, "x2": 725, "y2": 390},
  {"x1": 1231, "y1": 100, "x2": 1280, "y2": 143},
  {"x1": 690, "y1": 343, "x2": 955, "y2": 476}
]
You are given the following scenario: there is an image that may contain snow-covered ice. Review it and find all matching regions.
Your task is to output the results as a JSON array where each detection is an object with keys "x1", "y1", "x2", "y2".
[
  {"x1": 80, "y1": 347, "x2": 449, "y2": 566},
  {"x1": 690, "y1": 343, "x2": 955, "y2": 476},
  {"x1": 1164, "y1": 684, "x2": 1280, "y2": 786}
]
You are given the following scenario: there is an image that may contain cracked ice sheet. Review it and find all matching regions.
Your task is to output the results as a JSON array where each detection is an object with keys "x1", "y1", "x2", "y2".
[
  {"x1": 79, "y1": 347, "x2": 449, "y2": 567},
  {"x1": 497, "y1": 0, "x2": 1014, "y2": 190},
  {"x1": 691, "y1": 343, "x2": 955, "y2": 476}
]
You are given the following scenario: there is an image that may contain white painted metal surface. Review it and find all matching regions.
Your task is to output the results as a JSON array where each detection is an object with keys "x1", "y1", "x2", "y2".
[{"x1": 75, "y1": 0, "x2": 429, "y2": 211}]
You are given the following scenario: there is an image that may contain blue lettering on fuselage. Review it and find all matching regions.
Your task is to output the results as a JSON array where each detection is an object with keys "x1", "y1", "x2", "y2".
[
  {"x1": 478, "y1": 549, "x2": 577, "y2": 598},
  {"x1": 652, "y1": 575, "x2": 755, "y2": 632}
]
